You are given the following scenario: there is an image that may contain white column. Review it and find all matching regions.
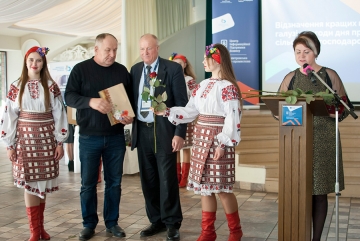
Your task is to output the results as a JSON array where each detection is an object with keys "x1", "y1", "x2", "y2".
[{"x1": 120, "y1": 0, "x2": 128, "y2": 68}]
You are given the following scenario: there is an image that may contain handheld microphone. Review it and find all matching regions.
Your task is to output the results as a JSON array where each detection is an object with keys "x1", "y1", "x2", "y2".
[{"x1": 303, "y1": 63, "x2": 317, "y2": 86}]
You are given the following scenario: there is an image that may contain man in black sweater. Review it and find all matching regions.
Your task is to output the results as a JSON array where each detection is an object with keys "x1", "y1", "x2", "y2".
[{"x1": 65, "y1": 33, "x2": 132, "y2": 241}]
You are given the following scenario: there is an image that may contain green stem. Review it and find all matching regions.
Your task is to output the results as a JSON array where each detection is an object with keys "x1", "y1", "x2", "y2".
[{"x1": 154, "y1": 113, "x2": 157, "y2": 153}]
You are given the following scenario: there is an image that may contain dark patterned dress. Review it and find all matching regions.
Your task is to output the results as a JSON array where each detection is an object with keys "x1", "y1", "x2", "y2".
[{"x1": 280, "y1": 67, "x2": 350, "y2": 195}]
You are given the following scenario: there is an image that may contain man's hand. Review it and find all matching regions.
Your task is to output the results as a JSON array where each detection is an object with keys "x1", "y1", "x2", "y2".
[
  {"x1": 89, "y1": 98, "x2": 112, "y2": 114},
  {"x1": 172, "y1": 136, "x2": 185, "y2": 152},
  {"x1": 119, "y1": 116, "x2": 134, "y2": 125}
]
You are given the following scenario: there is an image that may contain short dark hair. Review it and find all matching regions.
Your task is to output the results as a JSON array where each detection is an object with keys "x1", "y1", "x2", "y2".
[
  {"x1": 95, "y1": 33, "x2": 117, "y2": 46},
  {"x1": 293, "y1": 31, "x2": 321, "y2": 57}
]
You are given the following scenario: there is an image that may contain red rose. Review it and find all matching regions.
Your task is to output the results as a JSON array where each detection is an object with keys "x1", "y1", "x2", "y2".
[{"x1": 149, "y1": 72, "x2": 157, "y2": 79}]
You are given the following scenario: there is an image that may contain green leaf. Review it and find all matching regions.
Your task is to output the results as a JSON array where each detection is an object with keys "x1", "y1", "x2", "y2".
[
  {"x1": 154, "y1": 79, "x2": 160, "y2": 87},
  {"x1": 156, "y1": 102, "x2": 167, "y2": 111},
  {"x1": 290, "y1": 96, "x2": 297, "y2": 104},
  {"x1": 288, "y1": 90, "x2": 299, "y2": 96},
  {"x1": 285, "y1": 95, "x2": 297, "y2": 104},
  {"x1": 285, "y1": 96, "x2": 292, "y2": 103},
  {"x1": 295, "y1": 88, "x2": 304, "y2": 95},
  {"x1": 162, "y1": 91, "x2": 167, "y2": 102},
  {"x1": 143, "y1": 86, "x2": 150, "y2": 93},
  {"x1": 151, "y1": 101, "x2": 158, "y2": 108},
  {"x1": 141, "y1": 92, "x2": 149, "y2": 101},
  {"x1": 305, "y1": 95, "x2": 315, "y2": 104},
  {"x1": 156, "y1": 94, "x2": 163, "y2": 103}
]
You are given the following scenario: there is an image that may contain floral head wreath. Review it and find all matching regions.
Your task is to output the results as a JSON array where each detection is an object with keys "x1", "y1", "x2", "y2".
[
  {"x1": 25, "y1": 46, "x2": 50, "y2": 58},
  {"x1": 169, "y1": 52, "x2": 187, "y2": 63},
  {"x1": 205, "y1": 44, "x2": 221, "y2": 64}
]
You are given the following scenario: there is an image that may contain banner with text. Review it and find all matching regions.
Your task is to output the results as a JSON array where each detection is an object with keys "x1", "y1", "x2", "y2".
[{"x1": 212, "y1": 0, "x2": 260, "y2": 105}]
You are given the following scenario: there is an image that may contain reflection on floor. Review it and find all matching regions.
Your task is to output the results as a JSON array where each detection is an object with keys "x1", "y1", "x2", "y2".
[{"x1": 0, "y1": 142, "x2": 359, "y2": 240}]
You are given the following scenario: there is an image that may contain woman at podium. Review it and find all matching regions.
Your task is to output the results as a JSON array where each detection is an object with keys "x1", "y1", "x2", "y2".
[{"x1": 278, "y1": 31, "x2": 352, "y2": 241}]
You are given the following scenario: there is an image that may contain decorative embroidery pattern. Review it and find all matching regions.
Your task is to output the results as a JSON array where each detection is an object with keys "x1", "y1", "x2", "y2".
[
  {"x1": 221, "y1": 85, "x2": 239, "y2": 102},
  {"x1": 1, "y1": 131, "x2": 6, "y2": 138},
  {"x1": 191, "y1": 84, "x2": 200, "y2": 97},
  {"x1": 49, "y1": 82, "x2": 61, "y2": 98},
  {"x1": 7, "y1": 85, "x2": 19, "y2": 102},
  {"x1": 61, "y1": 128, "x2": 67, "y2": 136},
  {"x1": 6, "y1": 145, "x2": 14, "y2": 150},
  {"x1": 187, "y1": 79, "x2": 197, "y2": 91},
  {"x1": 164, "y1": 107, "x2": 171, "y2": 117},
  {"x1": 12, "y1": 111, "x2": 59, "y2": 182},
  {"x1": 200, "y1": 81, "x2": 215, "y2": 98},
  {"x1": 28, "y1": 80, "x2": 40, "y2": 99}
]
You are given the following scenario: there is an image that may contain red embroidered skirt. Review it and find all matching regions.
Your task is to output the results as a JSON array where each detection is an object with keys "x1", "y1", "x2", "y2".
[
  {"x1": 188, "y1": 115, "x2": 235, "y2": 186},
  {"x1": 183, "y1": 120, "x2": 195, "y2": 148},
  {"x1": 13, "y1": 111, "x2": 59, "y2": 182}
]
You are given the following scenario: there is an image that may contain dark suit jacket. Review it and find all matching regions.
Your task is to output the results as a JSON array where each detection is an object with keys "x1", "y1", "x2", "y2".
[{"x1": 130, "y1": 57, "x2": 188, "y2": 154}]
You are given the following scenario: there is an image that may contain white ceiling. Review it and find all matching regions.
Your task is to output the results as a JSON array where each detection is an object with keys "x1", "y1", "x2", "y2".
[{"x1": 0, "y1": 0, "x2": 122, "y2": 40}]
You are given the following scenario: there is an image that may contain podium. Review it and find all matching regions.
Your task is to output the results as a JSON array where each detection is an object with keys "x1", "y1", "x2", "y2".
[{"x1": 261, "y1": 97, "x2": 329, "y2": 241}]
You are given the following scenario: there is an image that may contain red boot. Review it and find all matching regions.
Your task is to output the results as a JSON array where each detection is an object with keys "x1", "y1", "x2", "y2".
[
  {"x1": 26, "y1": 206, "x2": 40, "y2": 241},
  {"x1": 179, "y1": 163, "x2": 190, "y2": 188},
  {"x1": 226, "y1": 210, "x2": 243, "y2": 241},
  {"x1": 39, "y1": 203, "x2": 50, "y2": 240},
  {"x1": 197, "y1": 211, "x2": 217, "y2": 241},
  {"x1": 176, "y1": 162, "x2": 181, "y2": 184}
]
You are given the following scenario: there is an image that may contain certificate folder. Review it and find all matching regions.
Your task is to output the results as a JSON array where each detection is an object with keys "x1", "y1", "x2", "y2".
[{"x1": 98, "y1": 83, "x2": 135, "y2": 126}]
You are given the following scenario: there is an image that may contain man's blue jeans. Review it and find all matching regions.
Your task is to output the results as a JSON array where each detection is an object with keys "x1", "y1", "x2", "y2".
[{"x1": 79, "y1": 134, "x2": 125, "y2": 229}]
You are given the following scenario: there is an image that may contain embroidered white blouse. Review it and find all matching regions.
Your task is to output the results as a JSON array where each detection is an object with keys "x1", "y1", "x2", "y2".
[
  {"x1": 165, "y1": 78, "x2": 241, "y2": 147},
  {"x1": 1, "y1": 79, "x2": 69, "y2": 149},
  {"x1": 184, "y1": 75, "x2": 197, "y2": 99}
]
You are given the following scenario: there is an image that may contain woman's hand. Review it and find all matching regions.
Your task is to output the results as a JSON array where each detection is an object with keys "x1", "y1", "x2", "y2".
[
  {"x1": 7, "y1": 149, "x2": 16, "y2": 162},
  {"x1": 54, "y1": 145, "x2": 64, "y2": 162},
  {"x1": 213, "y1": 147, "x2": 225, "y2": 161}
]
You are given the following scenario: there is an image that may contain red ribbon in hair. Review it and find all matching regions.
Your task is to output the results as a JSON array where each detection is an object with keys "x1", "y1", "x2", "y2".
[
  {"x1": 25, "y1": 46, "x2": 40, "y2": 58},
  {"x1": 211, "y1": 49, "x2": 221, "y2": 64},
  {"x1": 173, "y1": 54, "x2": 187, "y2": 63}
]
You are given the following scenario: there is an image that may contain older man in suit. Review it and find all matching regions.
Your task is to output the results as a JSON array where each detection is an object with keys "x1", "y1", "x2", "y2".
[{"x1": 130, "y1": 34, "x2": 188, "y2": 241}]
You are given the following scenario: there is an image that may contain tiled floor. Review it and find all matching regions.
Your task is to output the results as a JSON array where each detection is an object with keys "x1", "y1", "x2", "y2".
[{"x1": 0, "y1": 142, "x2": 360, "y2": 241}]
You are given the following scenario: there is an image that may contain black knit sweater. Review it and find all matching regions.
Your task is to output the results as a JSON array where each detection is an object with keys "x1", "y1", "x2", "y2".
[{"x1": 65, "y1": 57, "x2": 132, "y2": 135}]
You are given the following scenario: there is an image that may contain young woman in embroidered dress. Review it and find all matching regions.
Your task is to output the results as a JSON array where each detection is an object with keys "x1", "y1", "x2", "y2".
[
  {"x1": 1, "y1": 46, "x2": 68, "y2": 241},
  {"x1": 155, "y1": 44, "x2": 243, "y2": 241},
  {"x1": 169, "y1": 53, "x2": 197, "y2": 188}
]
